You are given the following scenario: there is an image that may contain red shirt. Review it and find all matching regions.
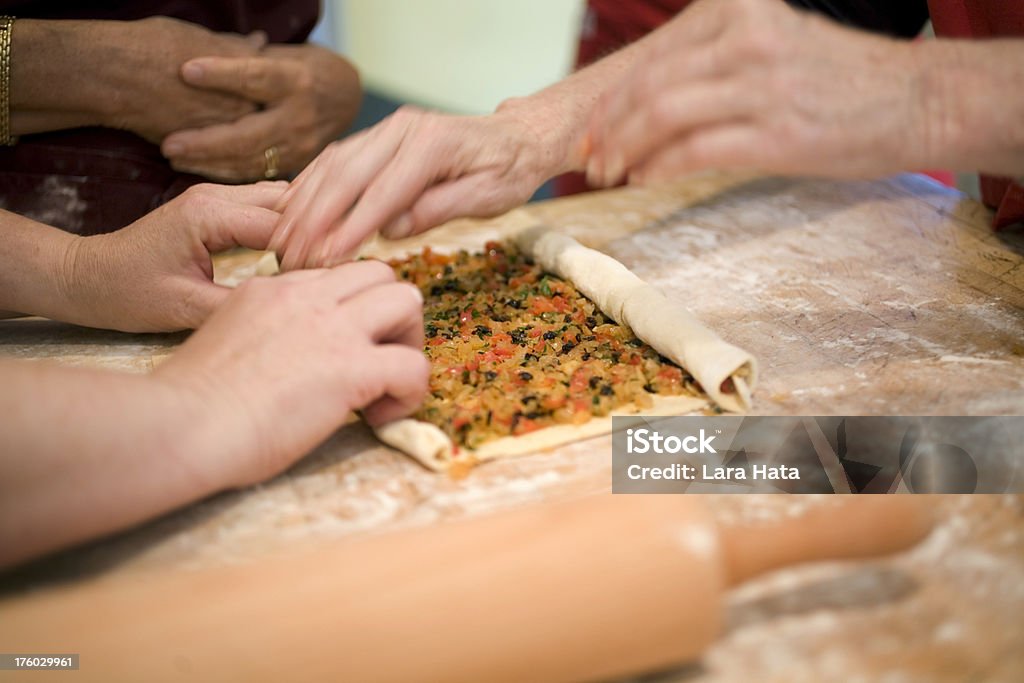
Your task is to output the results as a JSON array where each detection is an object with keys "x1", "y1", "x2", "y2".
[{"x1": 0, "y1": 1, "x2": 318, "y2": 235}]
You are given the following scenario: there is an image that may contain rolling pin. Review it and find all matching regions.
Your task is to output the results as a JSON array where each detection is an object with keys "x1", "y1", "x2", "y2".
[{"x1": 0, "y1": 495, "x2": 932, "y2": 682}]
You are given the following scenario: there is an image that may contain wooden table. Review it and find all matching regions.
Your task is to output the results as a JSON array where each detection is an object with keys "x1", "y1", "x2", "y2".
[{"x1": 2, "y1": 173, "x2": 1022, "y2": 681}]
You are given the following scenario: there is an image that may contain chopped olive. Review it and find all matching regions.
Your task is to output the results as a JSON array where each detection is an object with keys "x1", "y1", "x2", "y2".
[
  {"x1": 505, "y1": 298, "x2": 522, "y2": 309},
  {"x1": 425, "y1": 324, "x2": 439, "y2": 337},
  {"x1": 643, "y1": 383, "x2": 656, "y2": 393},
  {"x1": 543, "y1": 331, "x2": 557, "y2": 340},
  {"x1": 474, "y1": 325, "x2": 492, "y2": 337},
  {"x1": 585, "y1": 316, "x2": 597, "y2": 328},
  {"x1": 600, "y1": 384, "x2": 614, "y2": 396},
  {"x1": 484, "y1": 370, "x2": 498, "y2": 381},
  {"x1": 430, "y1": 285, "x2": 443, "y2": 296},
  {"x1": 524, "y1": 353, "x2": 539, "y2": 363},
  {"x1": 582, "y1": 352, "x2": 591, "y2": 361},
  {"x1": 588, "y1": 377, "x2": 600, "y2": 389},
  {"x1": 525, "y1": 411, "x2": 542, "y2": 420},
  {"x1": 519, "y1": 371, "x2": 533, "y2": 381},
  {"x1": 443, "y1": 264, "x2": 453, "y2": 275},
  {"x1": 561, "y1": 342, "x2": 576, "y2": 354},
  {"x1": 611, "y1": 351, "x2": 621, "y2": 364},
  {"x1": 628, "y1": 338, "x2": 644, "y2": 347},
  {"x1": 563, "y1": 314, "x2": 572, "y2": 323}
]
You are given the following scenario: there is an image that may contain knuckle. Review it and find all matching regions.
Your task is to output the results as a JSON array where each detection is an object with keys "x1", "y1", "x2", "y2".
[
  {"x1": 180, "y1": 184, "x2": 215, "y2": 208},
  {"x1": 648, "y1": 95, "x2": 678, "y2": 129},
  {"x1": 294, "y1": 65, "x2": 315, "y2": 92}
]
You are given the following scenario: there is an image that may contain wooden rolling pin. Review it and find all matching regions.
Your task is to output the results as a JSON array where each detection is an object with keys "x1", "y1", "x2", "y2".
[{"x1": 0, "y1": 495, "x2": 932, "y2": 682}]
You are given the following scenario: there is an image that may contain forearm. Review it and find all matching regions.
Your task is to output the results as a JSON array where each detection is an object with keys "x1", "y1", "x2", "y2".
[
  {"x1": 495, "y1": 34, "x2": 657, "y2": 177},
  {"x1": 9, "y1": 19, "x2": 133, "y2": 136},
  {"x1": 0, "y1": 210, "x2": 79, "y2": 320},
  {"x1": 0, "y1": 360, "x2": 223, "y2": 567},
  {"x1": 917, "y1": 39, "x2": 1024, "y2": 177}
]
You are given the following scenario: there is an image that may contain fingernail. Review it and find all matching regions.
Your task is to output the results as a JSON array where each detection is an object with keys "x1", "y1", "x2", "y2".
[
  {"x1": 604, "y1": 153, "x2": 624, "y2": 186},
  {"x1": 407, "y1": 283, "x2": 424, "y2": 304},
  {"x1": 163, "y1": 141, "x2": 184, "y2": 157},
  {"x1": 585, "y1": 159, "x2": 600, "y2": 187},
  {"x1": 381, "y1": 213, "x2": 413, "y2": 240},
  {"x1": 182, "y1": 62, "x2": 204, "y2": 81}
]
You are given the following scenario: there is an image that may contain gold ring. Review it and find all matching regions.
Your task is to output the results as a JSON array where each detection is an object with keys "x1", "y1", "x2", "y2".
[{"x1": 263, "y1": 146, "x2": 280, "y2": 180}]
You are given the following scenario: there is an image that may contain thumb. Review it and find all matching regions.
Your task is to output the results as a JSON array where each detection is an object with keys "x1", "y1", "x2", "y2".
[
  {"x1": 181, "y1": 55, "x2": 302, "y2": 103},
  {"x1": 198, "y1": 201, "x2": 282, "y2": 253}
]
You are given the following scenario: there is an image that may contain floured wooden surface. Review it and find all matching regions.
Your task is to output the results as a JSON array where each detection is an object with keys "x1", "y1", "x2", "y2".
[{"x1": 1, "y1": 173, "x2": 1022, "y2": 681}]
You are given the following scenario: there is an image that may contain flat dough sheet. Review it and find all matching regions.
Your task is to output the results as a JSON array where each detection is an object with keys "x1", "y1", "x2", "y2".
[{"x1": 376, "y1": 226, "x2": 758, "y2": 472}]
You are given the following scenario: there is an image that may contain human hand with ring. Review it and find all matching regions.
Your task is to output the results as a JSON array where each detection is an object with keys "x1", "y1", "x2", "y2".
[{"x1": 161, "y1": 43, "x2": 361, "y2": 182}]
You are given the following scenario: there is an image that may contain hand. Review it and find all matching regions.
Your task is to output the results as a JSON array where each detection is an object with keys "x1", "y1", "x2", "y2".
[
  {"x1": 62, "y1": 182, "x2": 287, "y2": 333},
  {"x1": 161, "y1": 43, "x2": 362, "y2": 182},
  {"x1": 101, "y1": 17, "x2": 265, "y2": 144},
  {"x1": 584, "y1": 0, "x2": 938, "y2": 186},
  {"x1": 153, "y1": 261, "x2": 429, "y2": 487},
  {"x1": 270, "y1": 105, "x2": 558, "y2": 271}
]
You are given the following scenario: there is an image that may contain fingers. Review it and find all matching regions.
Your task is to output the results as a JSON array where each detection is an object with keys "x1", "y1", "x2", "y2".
[
  {"x1": 193, "y1": 181, "x2": 289, "y2": 209},
  {"x1": 162, "y1": 110, "x2": 289, "y2": 181},
  {"x1": 178, "y1": 183, "x2": 288, "y2": 252},
  {"x1": 316, "y1": 136, "x2": 449, "y2": 263},
  {"x1": 181, "y1": 55, "x2": 305, "y2": 103},
  {"x1": 273, "y1": 118, "x2": 411, "y2": 270},
  {"x1": 360, "y1": 347, "x2": 431, "y2": 426},
  {"x1": 290, "y1": 259, "x2": 400, "y2": 305},
  {"x1": 337, "y1": 280, "x2": 424, "y2": 346},
  {"x1": 387, "y1": 171, "x2": 521, "y2": 240}
]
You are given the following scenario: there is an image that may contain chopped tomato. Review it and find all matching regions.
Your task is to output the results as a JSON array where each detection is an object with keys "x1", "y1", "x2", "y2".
[
  {"x1": 530, "y1": 297, "x2": 557, "y2": 314},
  {"x1": 658, "y1": 366, "x2": 684, "y2": 384},
  {"x1": 569, "y1": 369, "x2": 590, "y2": 394}
]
